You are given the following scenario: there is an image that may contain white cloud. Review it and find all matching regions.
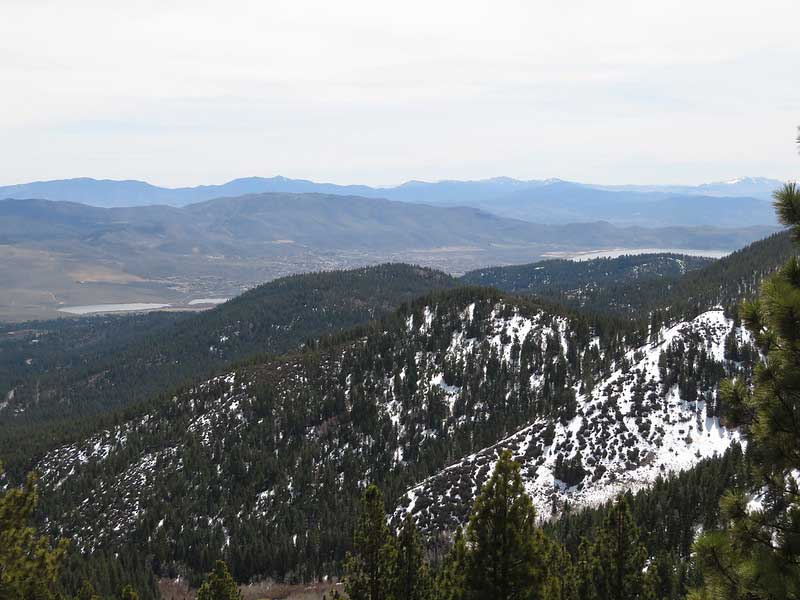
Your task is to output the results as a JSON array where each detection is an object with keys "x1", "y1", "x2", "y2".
[{"x1": 1, "y1": 0, "x2": 798, "y2": 186}]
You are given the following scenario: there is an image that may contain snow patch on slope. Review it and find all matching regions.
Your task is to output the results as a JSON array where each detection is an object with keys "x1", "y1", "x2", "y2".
[{"x1": 396, "y1": 309, "x2": 742, "y2": 529}]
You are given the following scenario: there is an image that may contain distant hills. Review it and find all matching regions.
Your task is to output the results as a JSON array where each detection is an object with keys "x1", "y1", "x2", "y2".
[
  {"x1": 0, "y1": 192, "x2": 778, "y2": 321},
  {"x1": 0, "y1": 175, "x2": 784, "y2": 226},
  {"x1": 5, "y1": 193, "x2": 770, "y2": 256},
  {"x1": 0, "y1": 176, "x2": 379, "y2": 209}
]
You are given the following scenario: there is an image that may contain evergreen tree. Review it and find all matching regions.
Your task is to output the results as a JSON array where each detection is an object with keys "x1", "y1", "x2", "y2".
[
  {"x1": 649, "y1": 311, "x2": 664, "y2": 345},
  {"x1": 0, "y1": 465, "x2": 68, "y2": 600},
  {"x1": 434, "y1": 528, "x2": 467, "y2": 600},
  {"x1": 392, "y1": 514, "x2": 432, "y2": 600},
  {"x1": 463, "y1": 449, "x2": 555, "y2": 600},
  {"x1": 343, "y1": 485, "x2": 396, "y2": 600},
  {"x1": 648, "y1": 552, "x2": 683, "y2": 600},
  {"x1": 196, "y1": 560, "x2": 242, "y2": 600},
  {"x1": 586, "y1": 496, "x2": 651, "y2": 600},
  {"x1": 691, "y1": 147, "x2": 800, "y2": 599},
  {"x1": 575, "y1": 540, "x2": 604, "y2": 600},
  {"x1": 540, "y1": 543, "x2": 579, "y2": 600}
]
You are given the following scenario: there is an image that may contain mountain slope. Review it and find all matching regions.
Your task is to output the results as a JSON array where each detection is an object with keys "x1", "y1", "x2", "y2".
[
  {"x1": 5, "y1": 231, "x2": 787, "y2": 474},
  {"x1": 5, "y1": 232, "x2": 787, "y2": 475},
  {"x1": 33, "y1": 289, "x2": 756, "y2": 582},
  {"x1": 396, "y1": 309, "x2": 746, "y2": 531}
]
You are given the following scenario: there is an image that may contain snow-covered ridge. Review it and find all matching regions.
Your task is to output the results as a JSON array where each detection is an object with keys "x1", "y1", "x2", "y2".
[{"x1": 396, "y1": 309, "x2": 745, "y2": 529}]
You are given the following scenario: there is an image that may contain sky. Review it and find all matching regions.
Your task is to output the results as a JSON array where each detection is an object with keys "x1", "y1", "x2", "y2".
[{"x1": 1, "y1": 0, "x2": 798, "y2": 187}]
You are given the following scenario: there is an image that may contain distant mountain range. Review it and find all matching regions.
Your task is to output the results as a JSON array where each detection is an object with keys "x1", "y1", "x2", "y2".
[
  {"x1": 0, "y1": 175, "x2": 785, "y2": 227},
  {"x1": 7, "y1": 193, "x2": 764, "y2": 256}
]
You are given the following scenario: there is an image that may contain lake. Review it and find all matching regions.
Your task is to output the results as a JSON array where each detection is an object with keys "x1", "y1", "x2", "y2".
[
  {"x1": 58, "y1": 303, "x2": 172, "y2": 315},
  {"x1": 541, "y1": 248, "x2": 731, "y2": 261}
]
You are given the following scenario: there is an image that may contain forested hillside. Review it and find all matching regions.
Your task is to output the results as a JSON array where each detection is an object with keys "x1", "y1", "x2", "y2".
[
  {"x1": 31, "y1": 286, "x2": 757, "y2": 586},
  {"x1": 339, "y1": 444, "x2": 754, "y2": 600},
  {"x1": 464, "y1": 231, "x2": 793, "y2": 321},
  {"x1": 462, "y1": 253, "x2": 713, "y2": 307},
  {"x1": 395, "y1": 306, "x2": 751, "y2": 530},
  {"x1": 34, "y1": 289, "x2": 614, "y2": 582},
  {"x1": 0, "y1": 264, "x2": 455, "y2": 477}
]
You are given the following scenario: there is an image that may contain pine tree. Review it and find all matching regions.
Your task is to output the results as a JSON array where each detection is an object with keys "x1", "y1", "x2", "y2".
[
  {"x1": 391, "y1": 514, "x2": 432, "y2": 600},
  {"x1": 0, "y1": 465, "x2": 68, "y2": 600},
  {"x1": 591, "y1": 496, "x2": 651, "y2": 600},
  {"x1": 541, "y1": 542, "x2": 579, "y2": 600},
  {"x1": 649, "y1": 311, "x2": 664, "y2": 345},
  {"x1": 343, "y1": 484, "x2": 396, "y2": 600},
  {"x1": 463, "y1": 449, "x2": 555, "y2": 600},
  {"x1": 575, "y1": 539, "x2": 604, "y2": 600},
  {"x1": 648, "y1": 552, "x2": 682, "y2": 600},
  {"x1": 691, "y1": 141, "x2": 800, "y2": 599},
  {"x1": 196, "y1": 560, "x2": 242, "y2": 600}
]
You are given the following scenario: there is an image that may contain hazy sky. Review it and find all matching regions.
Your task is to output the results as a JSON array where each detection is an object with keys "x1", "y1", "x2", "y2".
[{"x1": 2, "y1": 0, "x2": 798, "y2": 187}]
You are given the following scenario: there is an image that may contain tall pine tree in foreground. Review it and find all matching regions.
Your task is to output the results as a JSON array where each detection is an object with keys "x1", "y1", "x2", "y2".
[
  {"x1": 0, "y1": 464, "x2": 68, "y2": 599},
  {"x1": 463, "y1": 449, "x2": 559, "y2": 600},
  {"x1": 691, "y1": 136, "x2": 800, "y2": 599}
]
